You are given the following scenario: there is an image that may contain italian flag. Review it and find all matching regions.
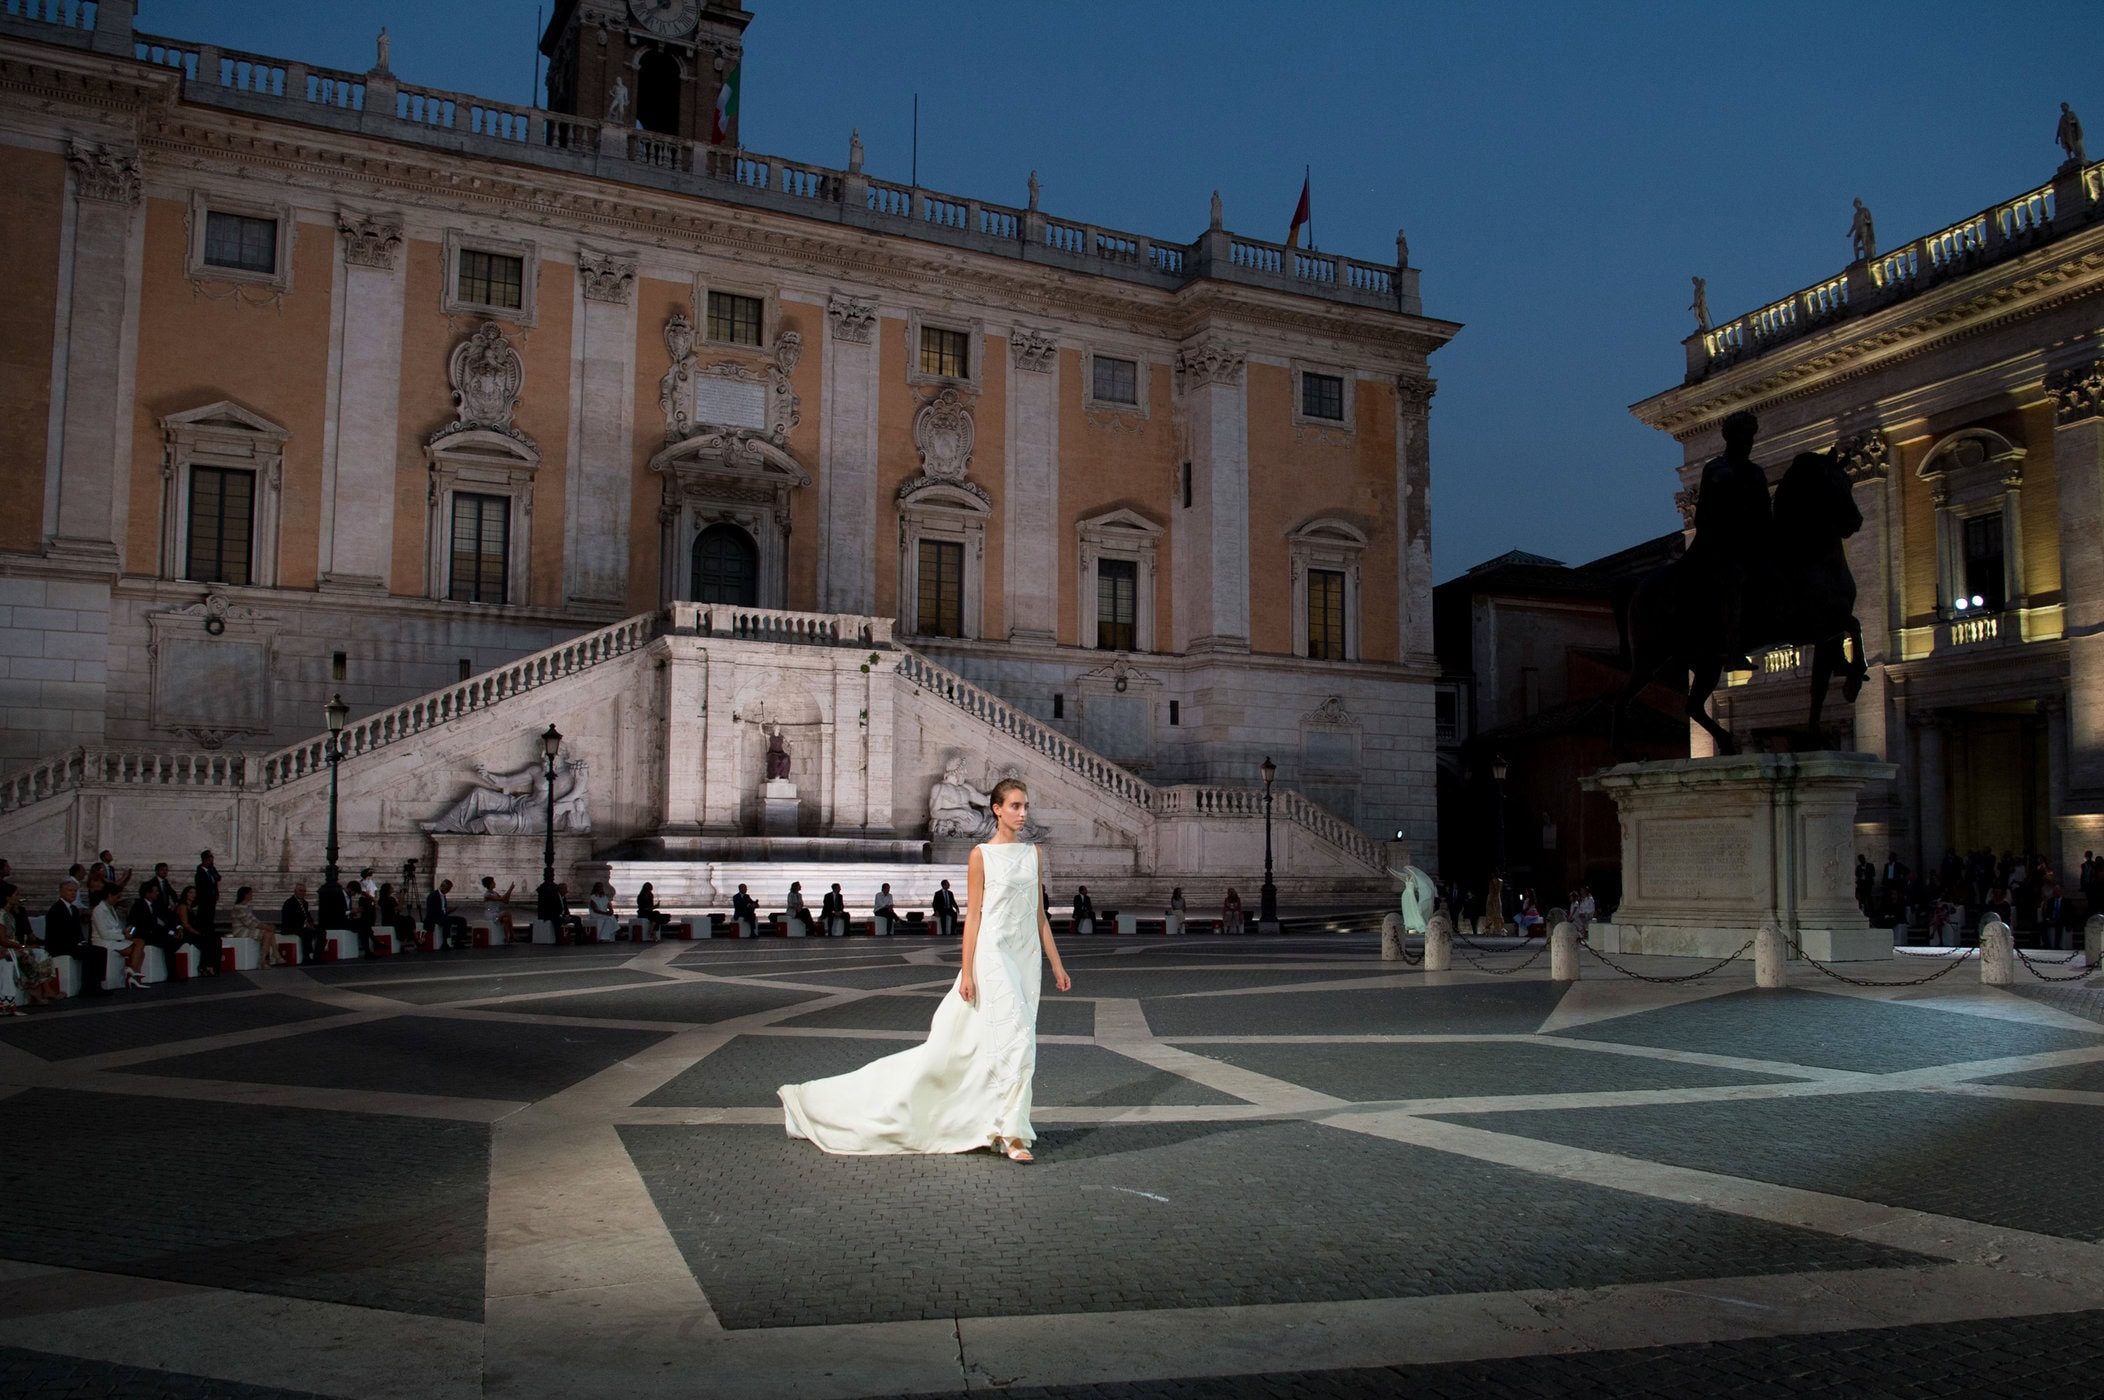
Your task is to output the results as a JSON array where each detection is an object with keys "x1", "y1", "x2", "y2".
[
  {"x1": 1286, "y1": 173, "x2": 1311, "y2": 249},
  {"x1": 712, "y1": 63, "x2": 740, "y2": 145}
]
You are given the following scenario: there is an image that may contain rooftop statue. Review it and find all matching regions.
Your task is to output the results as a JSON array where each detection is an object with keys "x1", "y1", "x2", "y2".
[
  {"x1": 2060, "y1": 102, "x2": 2087, "y2": 168},
  {"x1": 1848, "y1": 198, "x2": 1877, "y2": 261},
  {"x1": 1690, "y1": 275, "x2": 1710, "y2": 332},
  {"x1": 1613, "y1": 412, "x2": 1867, "y2": 756}
]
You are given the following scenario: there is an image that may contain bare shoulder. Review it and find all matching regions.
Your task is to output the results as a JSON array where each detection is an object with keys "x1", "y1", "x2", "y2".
[{"x1": 967, "y1": 845, "x2": 985, "y2": 871}]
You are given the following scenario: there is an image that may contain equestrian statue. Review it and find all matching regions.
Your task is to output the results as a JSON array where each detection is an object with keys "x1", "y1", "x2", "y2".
[{"x1": 1614, "y1": 410, "x2": 1867, "y2": 756}]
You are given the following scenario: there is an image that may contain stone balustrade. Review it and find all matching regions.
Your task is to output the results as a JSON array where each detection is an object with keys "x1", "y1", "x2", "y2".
[
  {"x1": 1691, "y1": 160, "x2": 2103, "y2": 380},
  {"x1": 0, "y1": 6, "x2": 1417, "y2": 315},
  {"x1": 0, "y1": 748, "x2": 246, "y2": 815}
]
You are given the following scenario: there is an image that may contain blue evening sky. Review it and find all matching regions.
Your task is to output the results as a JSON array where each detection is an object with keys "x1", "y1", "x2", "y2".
[{"x1": 141, "y1": 0, "x2": 2104, "y2": 580}]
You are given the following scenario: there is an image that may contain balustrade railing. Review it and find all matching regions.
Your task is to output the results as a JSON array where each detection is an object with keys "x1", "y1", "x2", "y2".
[
  {"x1": 680, "y1": 603, "x2": 889, "y2": 648},
  {"x1": 5, "y1": 0, "x2": 96, "y2": 29},
  {"x1": 1948, "y1": 614, "x2": 2001, "y2": 647},
  {"x1": 1, "y1": 749, "x2": 247, "y2": 815},
  {"x1": 1997, "y1": 185, "x2": 2054, "y2": 240}
]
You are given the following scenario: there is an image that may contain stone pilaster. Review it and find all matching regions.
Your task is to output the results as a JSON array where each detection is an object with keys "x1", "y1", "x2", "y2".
[
  {"x1": 1002, "y1": 328, "x2": 1059, "y2": 644},
  {"x1": 1913, "y1": 709, "x2": 1947, "y2": 872},
  {"x1": 48, "y1": 140, "x2": 142, "y2": 570},
  {"x1": 818, "y1": 295, "x2": 880, "y2": 614},
  {"x1": 2047, "y1": 357, "x2": 2104, "y2": 804},
  {"x1": 1172, "y1": 337, "x2": 1250, "y2": 654},
  {"x1": 1395, "y1": 376, "x2": 1436, "y2": 662},
  {"x1": 564, "y1": 249, "x2": 639, "y2": 607},
  {"x1": 319, "y1": 213, "x2": 406, "y2": 590},
  {"x1": 1835, "y1": 427, "x2": 1897, "y2": 816}
]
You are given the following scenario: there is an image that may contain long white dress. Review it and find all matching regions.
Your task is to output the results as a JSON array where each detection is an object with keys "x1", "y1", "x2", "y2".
[{"x1": 779, "y1": 841, "x2": 1044, "y2": 1153}]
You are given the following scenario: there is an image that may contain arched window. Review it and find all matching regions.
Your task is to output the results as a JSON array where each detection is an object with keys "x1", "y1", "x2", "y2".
[
  {"x1": 692, "y1": 524, "x2": 758, "y2": 605},
  {"x1": 636, "y1": 50, "x2": 682, "y2": 136}
]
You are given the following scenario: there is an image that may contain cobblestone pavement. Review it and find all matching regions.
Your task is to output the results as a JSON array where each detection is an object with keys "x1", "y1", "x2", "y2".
[{"x1": 0, "y1": 932, "x2": 2098, "y2": 1398}]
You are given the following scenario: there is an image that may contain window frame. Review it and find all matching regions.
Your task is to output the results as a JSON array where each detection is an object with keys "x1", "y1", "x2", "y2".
[
  {"x1": 185, "y1": 191, "x2": 294, "y2": 291},
  {"x1": 425, "y1": 437, "x2": 539, "y2": 607},
  {"x1": 904, "y1": 311, "x2": 984, "y2": 392},
  {"x1": 159, "y1": 400, "x2": 288, "y2": 589},
  {"x1": 1288, "y1": 517, "x2": 1368, "y2": 661},
  {"x1": 705, "y1": 290, "x2": 766, "y2": 348},
  {"x1": 442, "y1": 230, "x2": 538, "y2": 324},
  {"x1": 446, "y1": 491, "x2": 512, "y2": 605},
  {"x1": 1076, "y1": 508, "x2": 1164, "y2": 653},
  {"x1": 897, "y1": 480, "x2": 989, "y2": 641},
  {"x1": 1290, "y1": 359, "x2": 1357, "y2": 432},
  {"x1": 695, "y1": 275, "x2": 778, "y2": 350},
  {"x1": 1306, "y1": 567, "x2": 1348, "y2": 660},
  {"x1": 1096, "y1": 556, "x2": 1139, "y2": 651},
  {"x1": 1082, "y1": 346, "x2": 1150, "y2": 416},
  {"x1": 1918, "y1": 427, "x2": 2027, "y2": 627},
  {"x1": 183, "y1": 464, "x2": 258, "y2": 587},
  {"x1": 915, "y1": 537, "x2": 967, "y2": 638}
]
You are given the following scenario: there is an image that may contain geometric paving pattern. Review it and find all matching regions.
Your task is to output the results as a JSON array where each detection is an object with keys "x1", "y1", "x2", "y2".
[{"x1": 1, "y1": 933, "x2": 2099, "y2": 1398}]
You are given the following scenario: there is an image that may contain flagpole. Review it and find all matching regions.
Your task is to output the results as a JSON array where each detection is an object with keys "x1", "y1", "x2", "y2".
[{"x1": 1306, "y1": 164, "x2": 1313, "y2": 252}]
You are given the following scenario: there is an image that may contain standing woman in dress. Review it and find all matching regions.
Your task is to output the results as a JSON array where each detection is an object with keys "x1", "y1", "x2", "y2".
[{"x1": 779, "y1": 778, "x2": 1073, "y2": 1161}]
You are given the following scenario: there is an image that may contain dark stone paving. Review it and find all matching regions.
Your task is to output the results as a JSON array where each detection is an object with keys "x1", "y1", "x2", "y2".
[
  {"x1": 0, "y1": 992, "x2": 345, "y2": 1061},
  {"x1": 873, "y1": 1308, "x2": 2104, "y2": 1398},
  {"x1": 0, "y1": 1346, "x2": 336, "y2": 1400},
  {"x1": 1182, "y1": 1038, "x2": 1807, "y2": 1101},
  {"x1": 1436, "y1": 1090, "x2": 2104, "y2": 1242},
  {"x1": 640, "y1": 1036, "x2": 1244, "y2": 1108},
  {"x1": 300, "y1": 947, "x2": 635, "y2": 982},
  {"x1": 1552, "y1": 987, "x2": 2100, "y2": 1073},
  {"x1": 777, "y1": 992, "x2": 1095, "y2": 1036},
  {"x1": 620, "y1": 1119, "x2": 1926, "y2": 1330},
  {"x1": 345, "y1": 967, "x2": 664, "y2": 1006},
  {"x1": 1038, "y1": 969, "x2": 1399, "y2": 999},
  {"x1": 2009, "y1": 981, "x2": 2104, "y2": 1026},
  {"x1": 523, "y1": 980, "x2": 827, "y2": 1023},
  {"x1": 132, "y1": 1014, "x2": 668, "y2": 1102},
  {"x1": 1140, "y1": 982, "x2": 1568, "y2": 1038},
  {"x1": 1974, "y1": 1059, "x2": 2104, "y2": 1093},
  {"x1": 0, "y1": 1089, "x2": 487, "y2": 1320},
  {"x1": 750, "y1": 963, "x2": 963, "y2": 989}
]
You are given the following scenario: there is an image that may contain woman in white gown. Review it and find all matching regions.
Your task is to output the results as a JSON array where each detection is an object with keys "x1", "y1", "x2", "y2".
[{"x1": 779, "y1": 778, "x2": 1074, "y2": 1161}]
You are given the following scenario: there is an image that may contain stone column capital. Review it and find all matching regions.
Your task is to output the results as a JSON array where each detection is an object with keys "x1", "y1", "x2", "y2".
[
  {"x1": 2046, "y1": 359, "x2": 2104, "y2": 426},
  {"x1": 1394, "y1": 375, "x2": 1436, "y2": 418},
  {"x1": 337, "y1": 212, "x2": 403, "y2": 270},
  {"x1": 1833, "y1": 427, "x2": 1891, "y2": 483},
  {"x1": 827, "y1": 295, "x2": 877, "y2": 344},
  {"x1": 66, "y1": 140, "x2": 140, "y2": 206},
  {"x1": 577, "y1": 250, "x2": 638, "y2": 306},
  {"x1": 1174, "y1": 338, "x2": 1244, "y2": 390},
  {"x1": 1009, "y1": 328, "x2": 1057, "y2": 373}
]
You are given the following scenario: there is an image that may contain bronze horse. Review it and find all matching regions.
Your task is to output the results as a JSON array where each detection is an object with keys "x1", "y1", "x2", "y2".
[{"x1": 1614, "y1": 450, "x2": 1867, "y2": 757}]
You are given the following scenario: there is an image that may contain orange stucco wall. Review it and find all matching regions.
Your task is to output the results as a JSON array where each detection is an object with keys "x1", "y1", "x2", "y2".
[
  {"x1": 0, "y1": 147, "x2": 64, "y2": 553},
  {"x1": 1054, "y1": 354, "x2": 1175, "y2": 648}
]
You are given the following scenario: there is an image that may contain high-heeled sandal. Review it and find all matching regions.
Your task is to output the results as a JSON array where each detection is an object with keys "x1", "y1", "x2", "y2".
[{"x1": 997, "y1": 1137, "x2": 1034, "y2": 1163}]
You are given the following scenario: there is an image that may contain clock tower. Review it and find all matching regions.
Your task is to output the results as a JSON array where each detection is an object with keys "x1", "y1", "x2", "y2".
[{"x1": 541, "y1": 0, "x2": 752, "y2": 146}]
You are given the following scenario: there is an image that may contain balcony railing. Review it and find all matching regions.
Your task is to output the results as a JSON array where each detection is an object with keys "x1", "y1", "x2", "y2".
[
  {"x1": 1692, "y1": 160, "x2": 2103, "y2": 380},
  {"x1": 1947, "y1": 614, "x2": 2001, "y2": 648}
]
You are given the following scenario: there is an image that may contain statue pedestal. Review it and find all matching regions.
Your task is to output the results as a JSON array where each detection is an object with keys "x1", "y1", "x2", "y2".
[
  {"x1": 1581, "y1": 753, "x2": 1896, "y2": 962},
  {"x1": 760, "y1": 778, "x2": 800, "y2": 837}
]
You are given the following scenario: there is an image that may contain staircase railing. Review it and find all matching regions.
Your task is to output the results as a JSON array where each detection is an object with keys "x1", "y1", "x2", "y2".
[
  {"x1": 0, "y1": 748, "x2": 249, "y2": 815},
  {"x1": 258, "y1": 612, "x2": 655, "y2": 789},
  {"x1": 1155, "y1": 784, "x2": 1386, "y2": 871}
]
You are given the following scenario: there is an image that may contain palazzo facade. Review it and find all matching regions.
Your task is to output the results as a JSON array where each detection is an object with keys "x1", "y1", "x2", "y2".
[
  {"x1": 1632, "y1": 142, "x2": 2104, "y2": 874},
  {"x1": 0, "y1": 1, "x2": 1454, "y2": 886}
]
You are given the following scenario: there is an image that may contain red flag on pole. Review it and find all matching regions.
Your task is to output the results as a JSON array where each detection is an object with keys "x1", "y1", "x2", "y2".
[{"x1": 1286, "y1": 172, "x2": 1311, "y2": 249}]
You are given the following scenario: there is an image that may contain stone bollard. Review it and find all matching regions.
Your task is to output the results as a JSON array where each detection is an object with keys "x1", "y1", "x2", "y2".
[
  {"x1": 1979, "y1": 917, "x2": 2014, "y2": 985},
  {"x1": 1381, "y1": 912, "x2": 1405, "y2": 961},
  {"x1": 2087, "y1": 914, "x2": 2103, "y2": 968},
  {"x1": 1755, "y1": 923, "x2": 1787, "y2": 988},
  {"x1": 1550, "y1": 921, "x2": 1579, "y2": 981},
  {"x1": 1545, "y1": 906, "x2": 1568, "y2": 929},
  {"x1": 1424, "y1": 912, "x2": 1453, "y2": 971}
]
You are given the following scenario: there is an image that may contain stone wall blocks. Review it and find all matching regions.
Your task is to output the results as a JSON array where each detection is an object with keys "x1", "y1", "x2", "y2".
[
  {"x1": 10, "y1": 607, "x2": 79, "y2": 633},
  {"x1": 42, "y1": 581, "x2": 112, "y2": 612},
  {"x1": 0, "y1": 581, "x2": 46, "y2": 608},
  {"x1": 40, "y1": 630, "x2": 109, "y2": 662},
  {"x1": 8, "y1": 657, "x2": 73, "y2": 683}
]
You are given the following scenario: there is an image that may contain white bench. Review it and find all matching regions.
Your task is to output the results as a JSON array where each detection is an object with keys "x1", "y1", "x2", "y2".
[
  {"x1": 224, "y1": 937, "x2": 262, "y2": 971},
  {"x1": 140, "y1": 946, "x2": 170, "y2": 983},
  {"x1": 627, "y1": 918, "x2": 660, "y2": 943},
  {"x1": 273, "y1": 933, "x2": 305, "y2": 965},
  {"x1": 323, "y1": 928, "x2": 360, "y2": 962}
]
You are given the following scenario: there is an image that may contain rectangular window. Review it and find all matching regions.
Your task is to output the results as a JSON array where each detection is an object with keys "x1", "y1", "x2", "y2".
[
  {"x1": 1521, "y1": 666, "x2": 1541, "y2": 717},
  {"x1": 202, "y1": 212, "x2": 277, "y2": 274},
  {"x1": 1168, "y1": 699, "x2": 1180, "y2": 726},
  {"x1": 1961, "y1": 513, "x2": 2006, "y2": 613},
  {"x1": 1092, "y1": 355, "x2": 1138, "y2": 405},
  {"x1": 1301, "y1": 371, "x2": 1345, "y2": 421},
  {"x1": 1096, "y1": 558, "x2": 1138, "y2": 651},
  {"x1": 449, "y1": 492, "x2": 510, "y2": 604},
  {"x1": 1307, "y1": 568, "x2": 1346, "y2": 660},
  {"x1": 919, "y1": 326, "x2": 969, "y2": 379},
  {"x1": 916, "y1": 538, "x2": 964, "y2": 637},
  {"x1": 184, "y1": 466, "x2": 255, "y2": 585},
  {"x1": 1052, "y1": 693, "x2": 1064, "y2": 719},
  {"x1": 332, "y1": 652, "x2": 348, "y2": 683},
  {"x1": 1435, "y1": 689, "x2": 1458, "y2": 741},
  {"x1": 1181, "y1": 462, "x2": 1192, "y2": 509},
  {"x1": 706, "y1": 291, "x2": 764, "y2": 346},
  {"x1": 456, "y1": 249, "x2": 525, "y2": 311}
]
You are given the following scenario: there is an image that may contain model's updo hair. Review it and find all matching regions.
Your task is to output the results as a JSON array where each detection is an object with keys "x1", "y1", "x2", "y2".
[{"x1": 989, "y1": 777, "x2": 1029, "y2": 807}]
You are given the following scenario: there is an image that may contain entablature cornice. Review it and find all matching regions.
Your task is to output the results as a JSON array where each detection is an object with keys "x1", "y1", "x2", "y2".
[
  {"x1": 1636, "y1": 235, "x2": 2104, "y2": 440},
  {"x1": 0, "y1": 41, "x2": 176, "y2": 118}
]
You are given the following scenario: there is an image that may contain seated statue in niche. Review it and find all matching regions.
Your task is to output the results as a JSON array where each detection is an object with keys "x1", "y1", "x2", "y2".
[
  {"x1": 425, "y1": 758, "x2": 591, "y2": 835},
  {"x1": 928, "y1": 756, "x2": 1046, "y2": 841},
  {"x1": 765, "y1": 729, "x2": 792, "y2": 782}
]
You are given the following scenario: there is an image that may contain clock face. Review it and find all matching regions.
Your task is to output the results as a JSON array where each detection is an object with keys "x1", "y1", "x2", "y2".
[{"x1": 629, "y1": 0, "x2": 702, "y2": 38}]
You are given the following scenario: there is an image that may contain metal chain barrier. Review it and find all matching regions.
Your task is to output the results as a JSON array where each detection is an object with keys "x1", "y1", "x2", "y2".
[
  {"x1": 1578, "y1": 938, "x2": 1755, "y2": 985},
  {"x1": 1785, "y1": 934, "x2": 1978, "y2": 987},
  {"x1": 1457, "y1": 939, "x2": 1549, "y2": 975},
  {"x1": 2012, "y1": 944, "x2": 2102, "y2": 983},
  {"x1": 1895, "y1": 945, "x2": 1972, "y2": 959}
]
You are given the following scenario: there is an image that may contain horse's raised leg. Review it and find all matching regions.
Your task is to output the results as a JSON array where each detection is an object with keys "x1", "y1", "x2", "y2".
[
  {"x1": 1841, "y1": 616, "x2": 1868, "y2": 703},
  {"x1": 1687, "y1": 657, "x2": 1738, "y2": 755},
  {"x1": 1809, "y1": 635, "x2": 1837, "y2": 738}
]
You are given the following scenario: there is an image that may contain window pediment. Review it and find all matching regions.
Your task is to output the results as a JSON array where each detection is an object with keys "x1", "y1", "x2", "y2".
[{"x1": 649, "y1": 430, "x2": 811, "y2": 489}]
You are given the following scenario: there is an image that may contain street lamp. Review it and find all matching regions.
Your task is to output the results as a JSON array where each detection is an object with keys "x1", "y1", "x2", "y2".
[
  {"x1": 323, "y1": 692, "x2": 350, "y2": 892},
  {"x1": 1259, "y1": 755, "x2": 1278, "y2": 931},
  {"x1": 1491, "y1": 752, "x2": 1510, "y2": 884},
  {"x1": 537, "y1": 724, "x2": 563, "y2": 921}
]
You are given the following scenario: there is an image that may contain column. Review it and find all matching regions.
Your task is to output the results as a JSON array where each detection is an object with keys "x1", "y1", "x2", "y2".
[
  {"x1": 660, "y1": 636, "x2": 707, "y2": 834},
  {"x1": 2046, "y1": 359, "x2": 2104, "y2": 807},
  {"x1": 48, "y1": 141, "x2": 142, "y2": 569},
  {"x1": 1914, "y1": 710, "x2": 1946, "y2": 874},
  {"x1": 564, "y1": 250, "x2": 639, "y2": 608},
  {"x1": 1394, "y1": 377, "x2": 1436, "y2": 662},
  {"x1": 1172, "y1": 336, "x2": 1249, "y2": 653},
  {"x1": 1836, "y1": 430, "x2": 1898, "y2": 821},
  {"x1": 2045, "y1": 695, "x2": 2069, "y2": 874},
  {"x1": 817, "y1": 295, "x2": 881, "y2": 615},
  {"x1": 319, "y1": 214, "x2": 406, "y2": 590},
  {"x1": 1003, "y1": 328, "x2": 1058, "y2": 643}
]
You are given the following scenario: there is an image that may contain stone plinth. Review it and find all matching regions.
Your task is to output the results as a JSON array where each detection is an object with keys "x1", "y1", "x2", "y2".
[
  {"x1": 761, "y1": 778, "x2": 800, "y2": 836},
  {"x1": 1582, "y1": 753, "x2": 1896, "y2": 962}
]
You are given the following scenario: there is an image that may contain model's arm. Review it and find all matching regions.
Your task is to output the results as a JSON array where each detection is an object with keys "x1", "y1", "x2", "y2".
[
  {"x1": 1038, "y1": 853, "x2": 1072, "y2": 992},
  {"x1": 958, "y1": 848, "x2": 985, "y2": 1003}
]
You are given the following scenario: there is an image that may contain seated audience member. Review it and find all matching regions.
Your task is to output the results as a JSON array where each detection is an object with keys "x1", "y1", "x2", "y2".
[
  {"x1": 424, "y1": 880, "x2": 469, "y2": 949},
  {"x1": 785, "y1": 881, "x2": 812, "y2": 935},
  {"x1": 132, "y1": 879, "x2": 186, "y2": 968},
  {"x1": 282, "y1": 882, "x2": 324, "y2": 965},
  {"x1": 636, "y1": 882, "x2": 672, "y2": 934},
  {"x1": 1168, "y1": 887, "x2": 1187, "y2": 916},
  {"x1": 1515, "y1": 891, "x2": 1544, "y2": 937},
  {"x1": 479, "y1": 876, "x2": 517, "y2": 942},
  {"x1": 1071, "y1": 886, "x2": 1096, "y2": 929},
  {"x1": 46, "y1": 877, "x2": 109, "y2": 996},
  {"x1": 378, "y1": 883, "x2": 415, "y2": 950},
  {"x1": 0, "y1": 887, "x2": 56, "y2": 1011},
  {"x1": 730, "y1": 883, "x2": 758, "y2": 935},
  {"x1": 932, "y1": 879, "x2": 959, "y2": 936},
  {"x1": 1221, "y1": 888, "x2": 1244, "y2": 936},
  {"x1": 358, "y1": 866, "x2": 380, "y2": 902},
  {"x1": 873, "y1": 883, "x2": 896, "y2": 932},
  {"x1": 350, "y1": 891, "x2": 379, "y2": 959},
  {"x1": 95, "y1": 885, "x2": 148, "y2": 988},
  {"x1": 318, "y1": 877, "x2": 350, "y2": 935},
  {"x1": 228, "y1": 886, "x2": 267, "y2": 966},
  {"x1": 174, "y1": 884, "x2": 221, "y2": 976},
  {"x1": 587, "y1": 881, "x2": 617, "y2": 940},
  {"x1": 821, "y1": 883, "x2": 847, "y2": 935}
]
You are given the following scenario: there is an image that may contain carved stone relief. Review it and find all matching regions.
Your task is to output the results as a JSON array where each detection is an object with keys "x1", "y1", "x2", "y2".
[
  {"x1": 338, "y1": 213, "x2": 403, "y2": 270},
  {"x1": 1010, "y1": 329, "x2": 1057, "y2": 374},
  {"x1": 435, "y1": 322, "x2": 531, "y2": 446},
  {"x1": 913, "y1": 388, "x2": 975, "y2": 482},
  {"x1": 1833, "y1": 429, "x2": 1891, "y2": 483},
  {"x1": 424, "y1": 756, "x2": 591, "y2": 835},
  {"x1": 2047, "y1": 359, "x2": 2104, "y2": 426},
  {"x1": 578, "y1": 249, "x2": 638, "y2": 305},
  {"x1": 827, "y1": 295, "x2": 878, "y2": 344},
  {"x1": 66, "y1": 141, "x2": 140, "y2": 205},
  {"x1": 1175, "y1": 340, "x2": 1245, "y2": 391}
]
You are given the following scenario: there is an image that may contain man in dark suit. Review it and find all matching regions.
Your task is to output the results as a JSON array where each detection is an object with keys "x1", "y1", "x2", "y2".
[
  {"x1": 1072, "y1": 886, "x2": 1095, "y2": 927},
  {"x1": 821, "y1": 883, "x2": 847, "y2": 936},
  {"x1": 932, "y1": 879, "x2": 959, "y2": 937},
  {"x1": 424, "y1": 879, "x2": 468, "y2": 949},
  {"x1": 46, "y1": 877, "x2": 108, "y2": 997},
  {"x1": 131, "y1": 878, "x2": 183, "y2": 965},
  {"x1": 318, "y1": 877, "x2": 349, "y2": 931},
  {"x1": 730, "y1": 883, "x2": 758, "y2": 936},
  {"x1": 193, "y1": 850, "x2": 222, "y2": 941},
  {"x1": 281, "y1": 882, "x2": 322, "y2": 964}
]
